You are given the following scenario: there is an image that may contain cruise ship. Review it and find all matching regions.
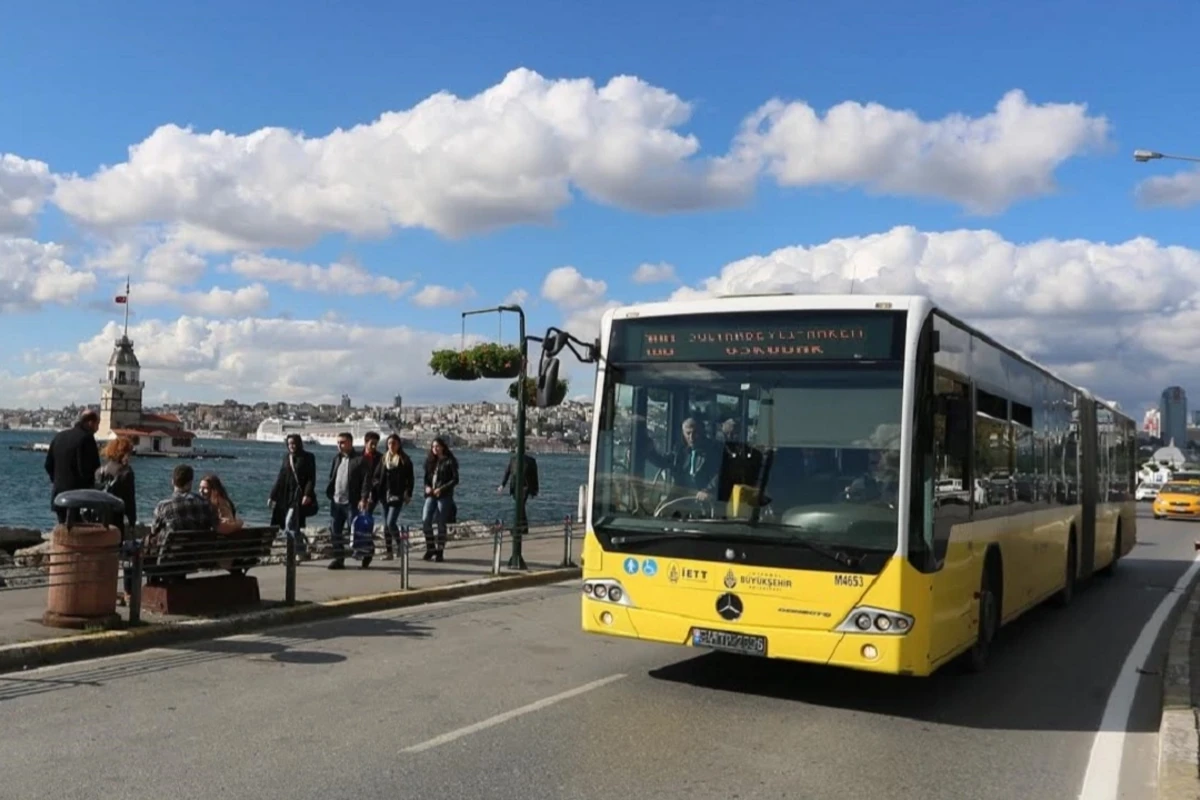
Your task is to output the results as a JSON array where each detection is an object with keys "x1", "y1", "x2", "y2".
[{"x1": 255, "y1": 417, "x2": 399, "y2": 448}]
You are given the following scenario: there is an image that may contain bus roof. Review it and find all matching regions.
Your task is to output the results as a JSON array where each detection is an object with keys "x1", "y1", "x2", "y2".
[{"x1": 599, "y1": 293, "x2": 1129, "y2": 422}]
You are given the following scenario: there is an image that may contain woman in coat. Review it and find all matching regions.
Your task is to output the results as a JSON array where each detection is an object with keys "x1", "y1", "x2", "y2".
[
  {"x1": 269, "y1": 434, "x2": 317, "y2": 559},
  {"x1": 370, "y1": 434, "x2": 415, "y2": 560},
  {"x1": 421, "y1": 437, "x2": 459, "y2": 562},
  {"x1": 95, "y1": 436, "x2": 137, "y2": 602}
]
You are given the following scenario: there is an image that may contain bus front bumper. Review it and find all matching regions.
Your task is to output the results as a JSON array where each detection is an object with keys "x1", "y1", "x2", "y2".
[{"x1": 582, "y1": 597, "x2": 926, "y2": 676}]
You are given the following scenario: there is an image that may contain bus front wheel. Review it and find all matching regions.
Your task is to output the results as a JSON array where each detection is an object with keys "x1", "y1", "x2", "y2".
[{"x1": 965, "y1": 557, "x2": 1001, "y2": 673}]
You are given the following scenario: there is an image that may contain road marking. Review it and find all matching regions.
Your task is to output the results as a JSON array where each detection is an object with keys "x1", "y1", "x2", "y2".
[
  {"x1": 1078, "y1": 550, "x2": 1200, "y2": 800},
  {"x1": 402, "y1": 673, "x2": 627, "y2": 753}
]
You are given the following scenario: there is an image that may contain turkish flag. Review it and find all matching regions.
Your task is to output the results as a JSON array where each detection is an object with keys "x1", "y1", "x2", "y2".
[{"x1": 115, "y1": 295, "x2": 127, "y2": 304}]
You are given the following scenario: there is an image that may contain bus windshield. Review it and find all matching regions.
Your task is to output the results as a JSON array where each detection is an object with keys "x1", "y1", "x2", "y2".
[{"x1": 592, "y1": 361, "x2": 904, "y2": 554}]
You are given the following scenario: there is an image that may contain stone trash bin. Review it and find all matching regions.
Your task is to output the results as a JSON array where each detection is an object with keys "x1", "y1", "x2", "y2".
[{"x1": 43, "y1": 489, "x2": 126, "y2": 629}]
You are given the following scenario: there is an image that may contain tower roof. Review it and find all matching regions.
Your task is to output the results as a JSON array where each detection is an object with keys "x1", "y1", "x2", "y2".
[{"x1": 108, "y1": 335, "x2": 140, "y2": 368}]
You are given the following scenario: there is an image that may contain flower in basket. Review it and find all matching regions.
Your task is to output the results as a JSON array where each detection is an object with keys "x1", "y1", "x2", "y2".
[{"x1": 429, "y1": 349, "x2": 480, "y2": 380}]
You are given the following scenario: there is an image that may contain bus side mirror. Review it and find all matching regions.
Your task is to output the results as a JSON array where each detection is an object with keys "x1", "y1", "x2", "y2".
[{"x1": 536, "y1": 356, "x2": 561, "y2": 409}]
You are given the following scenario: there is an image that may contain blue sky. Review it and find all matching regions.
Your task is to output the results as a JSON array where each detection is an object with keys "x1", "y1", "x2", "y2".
[{"x1": 3, "y1": 0, "x2": 1200, "y2": 415}]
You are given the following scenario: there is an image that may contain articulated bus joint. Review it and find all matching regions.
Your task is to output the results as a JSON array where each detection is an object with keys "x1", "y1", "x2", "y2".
[{"x1": 834, "y1": 606, "x2": 914, "y2": 635}]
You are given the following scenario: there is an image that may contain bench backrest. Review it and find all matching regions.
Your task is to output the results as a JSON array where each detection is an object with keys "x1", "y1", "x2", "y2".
[{"x1": 151, "y1": 526, "x2": 277, "y2": 572}]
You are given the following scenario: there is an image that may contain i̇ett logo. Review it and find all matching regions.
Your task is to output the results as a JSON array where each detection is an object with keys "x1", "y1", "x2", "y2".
[{"x1": 715, "y1": 593, "x2": 743, "y2": 622}]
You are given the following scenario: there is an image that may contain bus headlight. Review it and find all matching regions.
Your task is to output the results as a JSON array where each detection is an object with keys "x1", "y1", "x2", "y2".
[
  {"x1": 836, "y1": 606, "x2": 914, "y2": 635},
  {"x1": 582, "y1": 579, "x2": 635, "y2": 608}
]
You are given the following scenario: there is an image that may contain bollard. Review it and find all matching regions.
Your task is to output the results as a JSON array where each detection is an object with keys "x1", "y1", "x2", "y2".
[
  {"x1": 560, "y1": 515, "x2": 577, "y2": 568},
  {"x1": 284, "y1": 532, "x2": 297, "y2": 605},
  {"x1": 491, "y1": 519, "x2": 503, "y2": 576},
  {"x1": 128, "y1": 540, "x2": 143, "y2": 625},
  {"x1": 399, "y1": 524, "x2": 410, "y2": 590}
]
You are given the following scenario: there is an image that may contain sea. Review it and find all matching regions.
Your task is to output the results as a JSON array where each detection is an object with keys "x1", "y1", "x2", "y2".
[{"x1": 0, "y1": 429, "x2": 588, "y2": 531}]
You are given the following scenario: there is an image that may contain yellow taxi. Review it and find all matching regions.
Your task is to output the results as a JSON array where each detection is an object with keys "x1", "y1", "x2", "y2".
[{"x1": 1152, "y1": 481, "x2": 1200, "y2": 520}]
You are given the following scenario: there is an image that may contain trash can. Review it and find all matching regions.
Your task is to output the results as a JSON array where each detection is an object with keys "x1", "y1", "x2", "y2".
[{"x1": 43, "y1": 489, "x2": 125, "y2": 629}]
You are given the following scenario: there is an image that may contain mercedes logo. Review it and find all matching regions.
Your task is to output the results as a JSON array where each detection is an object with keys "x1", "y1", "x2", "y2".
[{"x1": 715, "y1": 593, "x2": 743, "y2": 622}]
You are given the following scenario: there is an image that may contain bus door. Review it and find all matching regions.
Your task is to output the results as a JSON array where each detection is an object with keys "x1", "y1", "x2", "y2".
[{"x1": 1078, "y1": 401, "x2": 1097, "y2": 576}]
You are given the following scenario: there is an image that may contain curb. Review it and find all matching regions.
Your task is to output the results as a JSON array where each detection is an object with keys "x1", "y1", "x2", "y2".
[
  {"x1": 0, "y1": 567, "x2": 580, "y2": 676},
  {"x1": 1159, "y1": 570, "x2": 1200, "y2": 799}
]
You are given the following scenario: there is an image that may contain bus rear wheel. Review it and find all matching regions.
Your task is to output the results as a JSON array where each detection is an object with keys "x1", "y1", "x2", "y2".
[
  {"x1": 1054, "y1": 532, "x2": 1077, "y2": 607},
  {"x1": 965, "y1": 561, "x2": 1000, "y2": 673},
  {"x1": 1099, "y1": 523, "x2": 1121, "y2": 578}
]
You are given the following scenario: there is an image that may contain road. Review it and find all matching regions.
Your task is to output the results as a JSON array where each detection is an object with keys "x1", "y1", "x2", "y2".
[{"x1": 0, "y1": 509, "x2": 1193, "y2": 799}]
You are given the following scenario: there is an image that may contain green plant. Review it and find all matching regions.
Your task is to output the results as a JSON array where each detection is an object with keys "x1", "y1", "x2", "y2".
[
  {"x1": 508, "y1": 376, "x2": 568, "y2": 407},
  {"x1": 429, "y1": 349, "x2": 479, "y2": 381},
  {"x1": 467, "y1": 343, "x2": 522, "y2": 379}
]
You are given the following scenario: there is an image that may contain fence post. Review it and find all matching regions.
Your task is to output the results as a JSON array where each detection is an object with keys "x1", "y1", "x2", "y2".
[
  {"x1": 128, "y1": 540, "x2": 143, "y2": 625},
  {"x1": 560, "y1": 515, "x2": 576, "y2": 568},
  {"x1": 399, "y1": 524, "x2": 410, "y2": 590},
  {"x1": 284, "y1": 529, "x2": 296, "y2": 605},
  {"x1": 491, "y1": 519, "x2": 503, "y2": 576}
]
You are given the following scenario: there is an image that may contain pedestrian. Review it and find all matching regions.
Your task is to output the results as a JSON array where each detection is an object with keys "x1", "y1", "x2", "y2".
[
  {"x1": 44, "y1": 410, "x2": 102, "y2": 524},
  {"x1": 421, "y1": 437, "x2": 459, "y2": 562},
  {"x1": 370, "y1": 434, "x2": 415, "y2": 560},
  {"x1": 325, "y1": 432, "x2": 372, "y2": 570},
  {"x1": 269, "y1": 434, "x2": 316, "y2": 560},
  {"x1": 95, "y1": 435, "x2": 137, "y2": 603}
]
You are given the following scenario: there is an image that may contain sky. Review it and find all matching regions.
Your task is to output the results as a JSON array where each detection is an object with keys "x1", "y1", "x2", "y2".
[{"x1": 4, "y1": 0, "x2": 1200, "y2": 416}]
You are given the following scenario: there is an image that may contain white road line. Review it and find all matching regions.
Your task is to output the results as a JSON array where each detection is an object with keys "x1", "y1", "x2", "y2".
[
  {"x1": 1078, "y1": 550, "x2": 1200, "y2": 800},
  {"x1": 402, "y1": 673, "x2": 627, "y2": 754}
]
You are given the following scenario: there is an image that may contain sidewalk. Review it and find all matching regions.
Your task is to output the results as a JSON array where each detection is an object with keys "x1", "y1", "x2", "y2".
[
  {"x1": 1158, "y1": 572, "x2": 1200, "y2": 799},
  {"x1": 0, "y1": 526, "x2": 581, "y2": 651}
]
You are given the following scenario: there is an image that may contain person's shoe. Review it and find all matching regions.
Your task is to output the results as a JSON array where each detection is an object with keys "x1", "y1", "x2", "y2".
[
  {"x1": 361, "y1": 556, "x2": 372, "y2": 569},
  {"x1": 328, "y1": 558, "x2": 345, "y2": 570}
]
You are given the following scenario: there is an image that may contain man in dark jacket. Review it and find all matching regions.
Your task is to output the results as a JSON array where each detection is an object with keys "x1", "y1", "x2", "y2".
[
  {"x1": 44, "y1": 410, "x2": 102, "y2": 524},
  {"x1": 325, "y1": 433, "x2": 373, "y2": 569}
]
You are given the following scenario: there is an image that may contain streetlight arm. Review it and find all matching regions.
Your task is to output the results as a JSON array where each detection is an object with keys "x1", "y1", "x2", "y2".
[{"x1": 1134, "y1": 148, "x2": 1200, "y2": 164}]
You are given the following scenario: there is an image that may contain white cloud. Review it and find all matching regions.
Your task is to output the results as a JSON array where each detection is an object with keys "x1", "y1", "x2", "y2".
[
  {"x1": 541, "y1": 266, "x2": 607, "y2": 310},
  {"x1": 43, "y1": 73, "x2": 1103, "y2": 252},
  {"x1": 631, "y1": 262, "x2": 677, "y2": 284},
  {"x1": 1135, "y1": 168, "x2": 1200, "y2": 208},
  {"x1": 50, "y1": 69, "x2": 754, "y2": 248},
  {"x1": 229, "y1": 254, "x2": 413, "y2": 298},
  {"x1": 0, "y1": 236, "x2": 97, "y2": 312},
  {"x1": 503, "y1": 289, "x2": 530, "y2": 306},
  {"x1": 132, "y1": 281, "x2": 271, "y2": 316},
  {"x1": 1, "y1": 316, "x2": 497, "y2": 407},
  {"x1": 411, "y1": 284, "x2": 476, "y2": 308},
  {"x1": 736, "y1": 89, "x2": 1109, "y2": 213},
  {"x1": 670, "y1": 225, "x2": 1200, "y2": 407},
  {"x1": 0, "y1": 154, "x2": 53, "y2": 235}
]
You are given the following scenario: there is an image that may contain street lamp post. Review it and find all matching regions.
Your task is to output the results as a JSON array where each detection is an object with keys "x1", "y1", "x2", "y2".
[
  {"x1": 1133, "y1": 149, "x2": 1200, "y2": 164},
  {"x1": 462, "y1": 304, "x2": 528, "y2": 570}
]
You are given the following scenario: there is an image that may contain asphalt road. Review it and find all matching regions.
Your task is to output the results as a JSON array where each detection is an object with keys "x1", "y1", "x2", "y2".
[{"x1": 0, "y1": 508, "x2": 1192, "y2": 800}]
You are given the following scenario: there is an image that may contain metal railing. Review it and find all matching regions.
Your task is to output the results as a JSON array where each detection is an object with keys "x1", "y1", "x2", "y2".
[{"x1": 0, "y1": 514, "x2": 583, "y2": 631}]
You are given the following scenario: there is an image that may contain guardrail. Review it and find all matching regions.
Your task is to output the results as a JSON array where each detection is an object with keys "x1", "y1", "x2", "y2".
[{"x1": 0, "y1": 512, "x2": 581, "y2": 630}]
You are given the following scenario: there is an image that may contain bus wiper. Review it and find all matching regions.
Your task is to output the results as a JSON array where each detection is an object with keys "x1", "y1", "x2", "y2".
[
  {"x1": 610, "y1": 526, "x2": 859, "y2": 568},
  {"x1": 610, "y1": 530, "x2": 709, "y2": 546},
  {"x1": 672, "y1": 520, "x2": 862, "y2": 567}
]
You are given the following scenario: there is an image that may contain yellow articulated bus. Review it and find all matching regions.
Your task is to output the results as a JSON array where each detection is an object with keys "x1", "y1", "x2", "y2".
[{"x1": 534, "y1": 293, "x2": 1137, "y2": 676}]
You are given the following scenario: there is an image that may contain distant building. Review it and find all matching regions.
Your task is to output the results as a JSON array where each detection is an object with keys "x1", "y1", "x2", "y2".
[
  {"x1": 96, "y1": 286, "x2": 196, "y2": 455},
  {"x1": 1143, "y1": 408, "x2": 1161, "y2": 439},
  {"x1": 1160, "y1": 386, "x2": 1188, "y2": 449}
]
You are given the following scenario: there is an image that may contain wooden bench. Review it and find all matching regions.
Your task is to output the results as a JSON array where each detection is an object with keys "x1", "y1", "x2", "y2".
[{"x1": 139, "y1": 526, "x2": 278, "y2": 616}]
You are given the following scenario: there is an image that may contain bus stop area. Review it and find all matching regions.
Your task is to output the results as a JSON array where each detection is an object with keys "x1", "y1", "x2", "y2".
[{"x1": 0, "y1": 516, "x2": 582, "y2": 664}]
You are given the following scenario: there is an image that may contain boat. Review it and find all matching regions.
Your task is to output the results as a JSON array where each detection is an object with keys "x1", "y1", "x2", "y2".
[{"x1": 255, "y1": 417, "x2": 398, "y2": 448}]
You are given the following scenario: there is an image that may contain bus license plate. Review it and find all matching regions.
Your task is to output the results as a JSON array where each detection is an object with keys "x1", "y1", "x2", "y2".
[{"x1": 691, "y1": 627, "x2": 767, "y2": 656}]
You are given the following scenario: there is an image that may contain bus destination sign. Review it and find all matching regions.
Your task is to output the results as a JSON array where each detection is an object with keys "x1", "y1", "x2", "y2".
[{"x1": 613, "y1": 312, "x2": 902, "y2": 362}]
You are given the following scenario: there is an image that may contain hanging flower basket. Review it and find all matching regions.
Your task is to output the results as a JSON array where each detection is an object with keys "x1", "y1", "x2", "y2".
[
  {"x1": 430, "y1": 349, "x2": 480, "y2": 381},
  {"x1": 467, "y1": 343, "x2": 522, "y2": 379},
  {"x1": 508, "y1": 376, "x2": 568, "y2": 407}
]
